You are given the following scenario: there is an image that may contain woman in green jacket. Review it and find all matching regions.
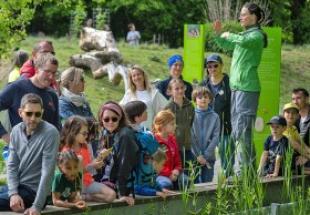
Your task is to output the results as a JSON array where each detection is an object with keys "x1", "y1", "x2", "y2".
[{"x1": 213, "y1": 2, "x2": 268, "y2": 174}]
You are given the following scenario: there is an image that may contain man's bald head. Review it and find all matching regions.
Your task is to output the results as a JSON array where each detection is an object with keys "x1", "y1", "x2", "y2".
[{"x1": 32, "y1": 41, "x2": 55, "y2": 58}]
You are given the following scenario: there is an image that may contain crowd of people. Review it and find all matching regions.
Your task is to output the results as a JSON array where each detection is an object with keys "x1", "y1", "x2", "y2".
[{"x1": 0, "y1": 2, "x2": 309, "y2": 214}]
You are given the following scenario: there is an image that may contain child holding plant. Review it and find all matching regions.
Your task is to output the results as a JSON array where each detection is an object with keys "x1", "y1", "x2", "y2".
[{"x1": 60, "y1": 115, "x2": 116, "y2": 203}]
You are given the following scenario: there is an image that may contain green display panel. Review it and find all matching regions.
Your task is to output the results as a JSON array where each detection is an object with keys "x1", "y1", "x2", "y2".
[
  {"x1": 254, "y1": 27, "x2": 282, "y2": 163},
  {"x1": 183, "y1": 24, "x2": 206, "y2": 84}
]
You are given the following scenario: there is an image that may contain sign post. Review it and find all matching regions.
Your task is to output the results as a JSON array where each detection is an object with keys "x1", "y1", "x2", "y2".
[
  {"x1": 183, "y1": 24, "x2": 206, "y2": 84},
  {"x1": 254, "y1": 27, "x2": 282, "y2": 163}
]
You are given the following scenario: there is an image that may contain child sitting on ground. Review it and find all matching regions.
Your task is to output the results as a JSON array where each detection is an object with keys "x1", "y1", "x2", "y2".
[
  {"x1": 52, "y1": 150, "x2": 86, "y2": 209},
  {"x1": 257, "y1": 116, "x2": 289, "y2": 177},
  {"x1": 124, "y1": 101, "x2": 174, "y2": 198},
  {"x1": 191, "y1": 87, "x2": 220, "y2": 183}
]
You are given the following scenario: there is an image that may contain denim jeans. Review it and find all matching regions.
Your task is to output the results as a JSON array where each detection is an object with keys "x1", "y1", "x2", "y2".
[
  {"x1": 156, "y1": 173, "x2": 189, "y2": 190},
  {"x1": 197, "y1": 162, "x2": 215, "y2": 183},
  {"x1": 231, "y1": 90, "x2": 259, "y2": 174},
  {"x1": 0, "y1": 184, "x2": 37, "y2": 211}
]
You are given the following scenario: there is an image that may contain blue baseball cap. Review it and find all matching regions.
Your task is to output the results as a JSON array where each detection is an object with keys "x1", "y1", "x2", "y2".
[
  {"x1": 267, "y1": 115, "x2": 287, "y2": 126},
  {"x1": 205, "y1": 54, "x2": 223, "y2": 65}
]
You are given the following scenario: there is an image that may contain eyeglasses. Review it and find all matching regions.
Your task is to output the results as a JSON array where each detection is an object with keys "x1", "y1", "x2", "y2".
[
  {"x1": 79, "y1": 131, "x2": 89, "y2": 137},
  {"x1": 103, "y1": 117, "x2": 119, "y2": 123},
  {"x1": 42, "y1": 69, "x2": 57, "y2": 77},
  {"x1": 207, "y1": 64, "x2": 219, "y2": 69},
  {"x1": 24, "y1": 111, "x2": 42, "y2": 118}
]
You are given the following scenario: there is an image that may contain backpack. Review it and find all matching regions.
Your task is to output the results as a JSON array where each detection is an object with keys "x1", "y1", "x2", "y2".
[{"x1": 134, "y1": 130, "x2": 160, "y2": 186}]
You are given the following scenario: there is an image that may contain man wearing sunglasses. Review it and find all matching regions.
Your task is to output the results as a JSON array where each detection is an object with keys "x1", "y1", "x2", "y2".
[
  {"x1": 0, "y1": 52, "x2": 60, "y2": 146},
  {"x1": 0, "y1": 93, "x2": 59, "y2": 215}
]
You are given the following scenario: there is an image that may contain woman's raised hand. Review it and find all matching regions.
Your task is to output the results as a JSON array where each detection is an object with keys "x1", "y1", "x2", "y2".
[{"x1": 213, "y1": 20, "x2": 222, "y2": 34}]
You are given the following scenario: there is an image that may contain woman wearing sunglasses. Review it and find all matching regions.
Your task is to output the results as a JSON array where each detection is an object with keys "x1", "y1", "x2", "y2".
[
  {"x1": 213, "y1": 2, "x2": 268, "y2": 173},
  {"x1": 96, "y1": 101, "x2": 139, "y2": 206},
  {"x1": 201, "y1": 54, "x2": 233, "y2": 178}
]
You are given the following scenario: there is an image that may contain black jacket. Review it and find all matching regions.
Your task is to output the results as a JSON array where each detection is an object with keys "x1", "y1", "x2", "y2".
[
  {"x1": 201, "y1": 73, "x2": 231, "y2": 135},
  {"x1": 156, "y1": 76, "x2": 193, "y2": 100},
  {"x1": 100, "y1": 126, "x2": 139, "y2": 196}
]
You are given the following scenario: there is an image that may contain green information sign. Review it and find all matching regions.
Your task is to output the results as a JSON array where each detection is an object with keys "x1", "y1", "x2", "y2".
[
  {"x1": 183, "y1": 24, "x2": 206, "y2": 84},
  {"x1": 254, "y1": 27, "x2": 282, "y2": 163}
]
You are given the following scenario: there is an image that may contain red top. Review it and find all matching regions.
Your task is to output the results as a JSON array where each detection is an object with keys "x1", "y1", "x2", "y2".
[
  {"x1": 62, "y1": 145, "x2": 93, "y2": 187},
  {"x1": 20, "y1": 59, "x2": 36, "y2": 78},
  {"x1": 154, "y1": 133, "x2": 182, "y2": 177}
]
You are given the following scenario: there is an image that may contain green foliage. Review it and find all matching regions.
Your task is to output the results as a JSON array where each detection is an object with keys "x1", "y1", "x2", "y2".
[
  {"x1": 291, "y1": 4, "x2": 310, "y2": 45},
  {"x1": 0, "y1": 0, "x2": 38, "y2": 58},
  {"x1": 95, "y1": 9, "x2": 107, "y2": 30},
  {"x1": 107, "y1": 0, "x2": 206, "y2": 47},
  {"x1": 71, "y1": 0, "x2": 87, "y2": 37}
]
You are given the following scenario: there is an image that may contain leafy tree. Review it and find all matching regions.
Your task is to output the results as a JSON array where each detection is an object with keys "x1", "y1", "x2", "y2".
[
  {"x1": 107, "y1": 0, "x2": 206, "y2": 47},
  {"x1": 0, "y1": 0, "x2": 38, "y2": 58}
]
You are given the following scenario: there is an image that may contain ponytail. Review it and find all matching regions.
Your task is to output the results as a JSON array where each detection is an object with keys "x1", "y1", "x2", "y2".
[{"x1": 243, "y1": 2, "x2": 268, "y2": 48}]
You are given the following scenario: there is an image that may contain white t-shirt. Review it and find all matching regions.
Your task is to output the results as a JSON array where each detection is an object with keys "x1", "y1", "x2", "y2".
[{"x1": 136, "y1": 90, "x2": 152, "y2": 129}]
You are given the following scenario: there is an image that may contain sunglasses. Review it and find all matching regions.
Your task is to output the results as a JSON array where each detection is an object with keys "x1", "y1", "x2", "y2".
[
  {"x1": 24, "y1": 111, "x2": 42, "y2": 118},
  {"x1": 207, "y1": 64, "x2": 219, "y2": 69},
  {"x1": 103, "y1": 117, "x2": 119, "y2": 123}
]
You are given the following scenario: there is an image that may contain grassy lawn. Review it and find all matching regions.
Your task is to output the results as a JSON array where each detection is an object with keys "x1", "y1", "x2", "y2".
[{"x1": 1, "y1": 36, "x2": 307, "y2": 112}]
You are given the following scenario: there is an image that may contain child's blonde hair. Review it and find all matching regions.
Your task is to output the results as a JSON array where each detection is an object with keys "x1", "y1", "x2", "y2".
[
  {"x1": 166, "y1": 78, "x2": 186, "y2": 97},
  {"x1": 192, "y1": 86, "x2": 213, "y2": 102},
  {"x1": 152, "y1": 110, "x2": 175, "y2": 133}
]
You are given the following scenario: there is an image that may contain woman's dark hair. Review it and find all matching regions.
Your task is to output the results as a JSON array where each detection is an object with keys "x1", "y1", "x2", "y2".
[
  {"x1": 86, "y1": 117, "x2": 99, "y2": 142},
  {"x1": 57, "y1": 150, "x2": 79, "y2": 167},
  {"x1": 243, "y1": 2, "x2": 268, "y2": 48},
  {"x1": 60, "y1": 115, "x2": 88, "y2": 150},
  {"x1": 124, "y1": 101, "x2": 147, "y2": 124}
]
